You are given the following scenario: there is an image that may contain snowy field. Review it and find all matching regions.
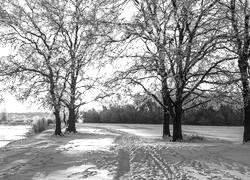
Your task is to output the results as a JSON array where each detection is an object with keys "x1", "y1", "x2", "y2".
[
  {"x1": 88, "y1": 124, "x2": 243, "y2": 143},
  {"x1": 0, "y1": 125, "x2": 30, "y2": 148},
  {"x1": 0, "y1": 123, "x2": 249, "y2": 179}
]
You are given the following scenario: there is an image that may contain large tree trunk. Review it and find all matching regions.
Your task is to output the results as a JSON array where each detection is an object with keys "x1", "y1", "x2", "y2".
[
  {"x1": 67, "y1": 106, "x2": 77, "y2": 133},
  {"x1": 230, "y1": 0, "x2": 250, "y2": 143},
  {"x1": 54, "y1": 107, "x2": 62, "y2": 135},
  {"x1": 243, "y1": 101, "x2": 250, "y2": 142},
  {"x1": 63, "y1": 108, "x2": 67, "y2": 126},
  {"x1": 239, "y1": 56, "x2": 250, "y2": 143},
  {"x1": 163, "y1": 108, "x2": 171, "y2": 138},
  {"x1": 66, "y1": 75, "x2": 77, "y2": 133},
  {"x1": 49, "y1": 78, "x2": 62, "y2": 135},
  {"x1": 172, "y1": 104, "x2": 183, "y2": 141},
  {"x1": 162, "y1": 78, "x2": 171, "y2": 137}
]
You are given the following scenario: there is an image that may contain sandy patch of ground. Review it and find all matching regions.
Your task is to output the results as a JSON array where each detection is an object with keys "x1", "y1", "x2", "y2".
[{"x1": 0, "y1": 124, "x2": 249, "y2": 180}]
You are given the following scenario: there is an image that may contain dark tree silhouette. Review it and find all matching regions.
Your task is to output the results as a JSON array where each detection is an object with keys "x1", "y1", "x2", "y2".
[
  {"x1": 41, "y1": 0, "x2": 123, "y2": 133},
  {"x1": 220, "y1": 0, "x2": 250, "y2": 143},
  {"x1": 108, "y1": 0, "x2": 235, "y2": 141},
  {"x1": 0, "y1": 0, "x2": 68, "y2": 135}
]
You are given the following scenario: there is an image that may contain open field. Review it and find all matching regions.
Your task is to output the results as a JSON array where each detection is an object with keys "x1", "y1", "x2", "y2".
[
  {"x1": 0, "y1": 123, "x2": 249, "y2": 179},
  {"x1": 0, "y1": 125, "x2": 30, "y2": 148},
  {"x1": 87, "y1": 124, "x2": 243, "y2": 143}
]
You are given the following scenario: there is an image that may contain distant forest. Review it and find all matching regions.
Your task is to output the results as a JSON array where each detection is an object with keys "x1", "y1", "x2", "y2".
[{"x1": 83, "y1": 104, "x2": 242, "y2": 126}]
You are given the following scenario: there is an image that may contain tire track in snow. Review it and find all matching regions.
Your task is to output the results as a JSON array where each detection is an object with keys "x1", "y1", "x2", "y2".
[{"x1": 112, "y1": 132, "x2": 250, "y2": 180}]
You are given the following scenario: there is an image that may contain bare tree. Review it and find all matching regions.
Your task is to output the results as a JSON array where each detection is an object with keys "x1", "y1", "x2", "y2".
[
  {"x1": 39, "y1": 0, "x2": 124, "y2": 133},
  {"x1": 109, "y1": 0, "x2": 234, "y2": 141},
  {"x1": 0, "y1": 0, "x2": 68, "y2": 135},
  {"x1": 219, "y1": 0, "x2": 250, "y2": 143}
]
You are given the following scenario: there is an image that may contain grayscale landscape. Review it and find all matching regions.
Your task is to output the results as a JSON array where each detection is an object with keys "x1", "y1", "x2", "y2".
[
  {"x1": 0, "y1": 123, "x2": 250, "y2": 179},
  {"x1": 0, "y1": 0, "x2": 250, "y2": 179}
]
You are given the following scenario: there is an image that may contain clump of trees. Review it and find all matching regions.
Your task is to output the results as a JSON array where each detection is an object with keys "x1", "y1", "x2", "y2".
[
  {"x1": 0, "y1": 0, "x2": 249, "y2": 143},
  {"x1": 84, "y1": 99, "x2": 163, "y2": 124},
  {"x1": 107, "y1": 0, "x2": 236, "y2": 141},
  {"x1": 83, "y1": 103, "x2": 242, "y2": 126},
  {"x1": 0, "y1": 0, "x2": 122, "y2": 135},
  {"x1": 183, "y1": 105, "x2": 242, "y2": 126}
]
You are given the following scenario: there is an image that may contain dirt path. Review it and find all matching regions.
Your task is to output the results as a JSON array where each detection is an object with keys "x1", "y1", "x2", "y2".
[{"x1": 0, "y1": 124, "x2": 249, "y2": 180}]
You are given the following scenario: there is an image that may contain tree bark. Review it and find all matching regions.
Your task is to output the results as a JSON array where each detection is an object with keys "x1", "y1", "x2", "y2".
[
  {"x1": 66, "y1": 76, "x2": 77, "y2": 133},
  {"x1": 162, "y1": 108, "x2": 171, "y2": 138},
  {"x1": 243, "y1": 101, "x2": 250, "y2": 142},
  {"x1": 172, "y1": 104, "x2": 183, "y2": 141},
  {"x1": 237, "y1": 55, "x2": 250, "y2": 143},
  {"x1": 161, "y1": 74, "x2": 171, "y2": 137},
  {"x1": 49, "y1": 76, "x2": 62, "y2": 135},
  {"x1": 67, "y1": 106, "x2": 77, "y2": 133},
  {"x1": 163, "y1": 109, "x2": 171, "y2": 137},
  {"x1": 229, "y1": 0, "x2": 250, "y2": 143},
  {"x1": 63, "y1": 109, "x2": 67, "y2": 126},
  {"x1": 54, "y1": 108, "x2": 62, "y2": 135}
]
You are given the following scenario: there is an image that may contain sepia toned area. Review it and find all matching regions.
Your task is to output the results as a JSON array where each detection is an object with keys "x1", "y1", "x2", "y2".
[{"x1": 0, "y1": 0, "x2": 250, "y2": 179}]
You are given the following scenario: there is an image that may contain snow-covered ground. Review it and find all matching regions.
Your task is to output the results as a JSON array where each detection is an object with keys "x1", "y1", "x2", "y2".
[
  {"x1": 85, "y1": 123, "x2": 243, "y2": 143},
  {"x1": 0, "y1": 125, "x2": 31, "y2": 148},
  {"x1": 0, "y1": 124, "x2": 249, "y2": 180}
]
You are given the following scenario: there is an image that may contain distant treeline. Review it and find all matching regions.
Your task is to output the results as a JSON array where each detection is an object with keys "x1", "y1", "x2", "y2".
[
  {"x1": 183, "y1": 106, "x2": 243, "y2": 126},
  {"x1": 82, "y1": 105, "x2": 243, "y2": 126},
  {"x1": 83, "y1": 105, "x2": 163, "y2": 124}
]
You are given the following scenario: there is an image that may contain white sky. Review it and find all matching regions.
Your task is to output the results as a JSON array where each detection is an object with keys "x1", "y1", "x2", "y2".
[
  {"x1": 0, "y1": 47, "x2": 44, "y2": 112},
  {"x1": 0, "y1": 94, "x2": 45, "y2": 113}
]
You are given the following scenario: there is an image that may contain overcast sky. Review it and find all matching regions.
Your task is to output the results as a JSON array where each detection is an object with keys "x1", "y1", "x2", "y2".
[
  {"x1": 0, "y1": 47, "x2": 43, "y2": 112},
  {"x1": 0, "y1": 94, "x2": 44, "y2": 112}
]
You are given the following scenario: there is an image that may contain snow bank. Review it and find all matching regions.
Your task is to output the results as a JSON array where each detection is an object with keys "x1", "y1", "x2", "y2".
[
  {"x1": 0, "y1": 125, "x2": 30, "y2": 148},
  {"x1": 32, "y1": 164, "x2": 112, "y2": 180},
  {"x1": 56, "y1": 138, "x2": 114, "y2": 154}
]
